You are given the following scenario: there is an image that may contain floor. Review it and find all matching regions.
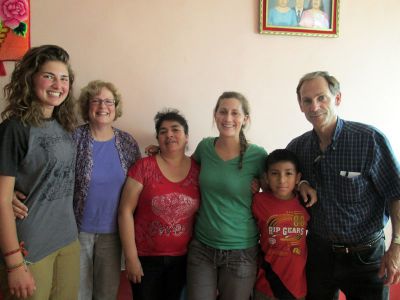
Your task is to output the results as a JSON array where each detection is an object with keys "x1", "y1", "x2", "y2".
[
  {"x1": 118, "y1": 271, "x2": 132, "y2": 300},
  {"x1": 2, "y1": 273, "x2": 400, "y2": 299}
]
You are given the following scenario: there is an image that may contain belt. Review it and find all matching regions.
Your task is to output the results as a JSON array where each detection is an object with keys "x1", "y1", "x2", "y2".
[{"x1": 331, "y1": 232, "x2": 383, "y2": 254}]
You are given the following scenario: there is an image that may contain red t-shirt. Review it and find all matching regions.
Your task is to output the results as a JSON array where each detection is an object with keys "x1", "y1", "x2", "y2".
[
  {"x1": 128, "y1": 156, "x2": 200, "y2": 256},
  {"x1": 252, "y1": 191, "x2": 309, "y2": 298}
]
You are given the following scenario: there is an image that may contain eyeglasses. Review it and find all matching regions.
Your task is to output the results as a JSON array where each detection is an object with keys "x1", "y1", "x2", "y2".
[{"x1": 89, "y1": 98, "x2": 116, "y2": 106}]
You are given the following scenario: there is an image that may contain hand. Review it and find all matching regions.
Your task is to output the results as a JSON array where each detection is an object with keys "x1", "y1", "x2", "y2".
[
  {"x1": 251, "y1": 179, "x2": 261, "y2": 194},
  {"x1": 125, "y1": 257, "x2": 144, "y2": 283},
  {"x1": 144, "y1": 144, "x2": 159, "y2": 156},
  {"x1": 378, "y1": 243, "x2": 400, "y2": 285},
  {"x1": 298, "y1": 181, "x2": 317, "y2": 207},
  {"x1": 12, "y1": 191, "x2": 28, "y2": 219},
  {"x1": 8, "y1": 265, "x2": 36, "y2": 298}
]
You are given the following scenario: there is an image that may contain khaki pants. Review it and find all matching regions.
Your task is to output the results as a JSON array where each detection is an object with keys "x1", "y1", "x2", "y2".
[{"x1": 0, "y1": 239, "x2": 80, "y2": 300}]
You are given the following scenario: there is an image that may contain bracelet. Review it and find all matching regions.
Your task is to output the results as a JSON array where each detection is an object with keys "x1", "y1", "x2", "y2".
[
  {"x1": 3, "y1": 241, "x2": 28, "y2": 258},
  {"x1": 392, "y1": 235, "x2": 400, "y2": 245},
  {"x1": 297, "y1": 180, "x2": 310, "y2": 191},
  {"x1": 6, "y1": 260, "x2": 27, "y2": 273}
]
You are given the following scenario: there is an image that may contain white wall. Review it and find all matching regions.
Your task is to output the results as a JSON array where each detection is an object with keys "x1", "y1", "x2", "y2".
[{"x1": 1, "y1": 0, "x2": 399, "y2": 160}]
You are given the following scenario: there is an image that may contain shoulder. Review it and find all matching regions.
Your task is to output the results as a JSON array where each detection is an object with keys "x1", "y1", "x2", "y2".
[
  {"x1": 0, "y1": 117, "x2": 30, "y2": 137},
  {"x1": 135, "y1": 156, "x2": 154, "y2": 167},
  {"x1": 248, "y1": 143, "x2": 267, "y2": 156},
  {"x1": 114, "y1": 127, "x2": 138, "y2": 146},
  {"x1": 342, "y1": 120, "x2": 388, "y2": 143},
  {"x1": 199, "y1": 137, "x2": 215, "y2": 146},
  {"x1": 0, "y1": 117, "x2": 25, "y2": 129},
  {"x1": 287, "y1": 130, "x2": 313, "y2": 148},
  {"x1": 114, "y1": 127, "x2": 132, "y2": 139},
  {"x1": 195, "y1": 137, "x2": 215, "y2": 152},
  {"x1": 72, "y1": 123, "x2": 90, "y2": 141},
  {"x1": 253, "y1": 192, "x2": 273, "y2": 207},
  {"x1": 190, "y1": 157, "x2": 200, "y2": 172},
  {"x1": 343, "y1": 120, "x2": 379, "y2": 134}
]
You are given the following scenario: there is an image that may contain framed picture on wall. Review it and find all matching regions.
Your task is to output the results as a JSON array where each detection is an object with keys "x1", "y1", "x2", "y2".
[{"x1": 260, "y1": 0, "x2": 340, "y2": 37}]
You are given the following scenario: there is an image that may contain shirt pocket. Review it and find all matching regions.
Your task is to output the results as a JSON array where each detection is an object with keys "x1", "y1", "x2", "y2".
[{"x1": 336, "y1": 172, "x2": 368, "y2": 204}]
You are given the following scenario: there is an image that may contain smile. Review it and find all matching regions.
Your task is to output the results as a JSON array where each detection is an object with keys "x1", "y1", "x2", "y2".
[{"x1": 47, "y1": 91, "x2": 62, "y2": 97}]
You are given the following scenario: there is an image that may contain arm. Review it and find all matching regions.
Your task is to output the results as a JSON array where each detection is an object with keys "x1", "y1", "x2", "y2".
[
  {"x1": 379, "y1": 199, "x2": 400, "y2": 285},
  {"x1": 12, "y1": 191, "x2": 28, "y2": 219},
  {"x1": 298, "y1": 180, "x2": 318, "y2": 207},
  {"x1": 0, "y1": 176, "x2": 35, "y2": 298},
  {"x1": 118, "y1": 177, "x2": 144, "y2": 283},
  {"x1": 144, "y1": 144, "x2": 159, "y2": 156}
]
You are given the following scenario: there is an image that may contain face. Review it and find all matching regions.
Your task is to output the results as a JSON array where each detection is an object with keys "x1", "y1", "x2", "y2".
[
  {"x1": 298, "y1": 76, "x2": 341, "y2": 131},
  {"x1": 33, "y1": 60, "x2": 70, "y2": 117},
  {"x1": 278, "y1": 0, "x2": 288, "y2": 7},
  {"x1": 88, "y1": 87, "x2": 116, "y2": 127},
  {"x1": 266, "y1": 161, "x2": 301, "y2": 200},
  {"x1": 214, "y1": 98, "x2": 248, "y2": 139},
  {"x1": 312, "y1": 0, "x2": 321, "y2": 9},
  {"x1": 157, "y1": 120, "x2": 188, "y2": 154}
]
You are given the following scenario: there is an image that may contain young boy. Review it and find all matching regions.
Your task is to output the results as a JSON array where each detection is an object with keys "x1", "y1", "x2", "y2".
[{"x1": 252, "y1": 149, "x2": 309, "y2": 300}]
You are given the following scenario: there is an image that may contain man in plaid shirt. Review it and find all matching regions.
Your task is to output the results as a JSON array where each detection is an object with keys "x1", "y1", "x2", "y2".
[{"x1": 287, "y1": 71, "x2": 400, "y2": 300}]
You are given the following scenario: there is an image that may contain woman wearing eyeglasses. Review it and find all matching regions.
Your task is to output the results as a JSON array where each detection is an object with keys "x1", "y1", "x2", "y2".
[
  {"x1": 12, "y1": 80, "x2": 141, "y2": 299},
  {"x1": 72, "y1": 80, "x2": 141, "y2": 299}
]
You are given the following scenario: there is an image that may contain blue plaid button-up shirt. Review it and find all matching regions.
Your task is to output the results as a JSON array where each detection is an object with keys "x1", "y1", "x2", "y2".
[{"x1": 287, "y1": 118, "x2": 400, "y2": 243}]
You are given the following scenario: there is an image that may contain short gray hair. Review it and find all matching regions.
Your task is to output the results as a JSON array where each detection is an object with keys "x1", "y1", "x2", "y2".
[{"x1": 296, "y1": 71, "x2": 340, "y2": 102}]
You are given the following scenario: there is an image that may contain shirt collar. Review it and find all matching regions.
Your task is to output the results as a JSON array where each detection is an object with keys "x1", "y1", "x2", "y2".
[
  {"x1": 331, "y1": 117, "x2": 344, "y2": 150},
  {"x1": 311, "y1": 117, "x2": 344, "y2": 151}
]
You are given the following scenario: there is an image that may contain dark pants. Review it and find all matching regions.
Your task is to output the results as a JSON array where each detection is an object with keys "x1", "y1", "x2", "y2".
[
  {"x1": 306, "y1": 232, "x2": 389, "y2": 300},
  {"x1": 131, "y1": 255, "x2": 187, "y2": 300},
  {"x1": 262, "y1": 261, "x2": 296, "y2": 300}
]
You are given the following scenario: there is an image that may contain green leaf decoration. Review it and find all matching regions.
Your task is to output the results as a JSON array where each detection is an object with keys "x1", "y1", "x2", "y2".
[{"x1": 12, "y1": 22, "x2": 27, "y2": 37}]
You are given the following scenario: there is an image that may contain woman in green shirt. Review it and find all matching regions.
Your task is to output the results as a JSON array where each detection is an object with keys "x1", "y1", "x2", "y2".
[{"x1": 187, "y1": 91, "x2": 267, "y2": 300}]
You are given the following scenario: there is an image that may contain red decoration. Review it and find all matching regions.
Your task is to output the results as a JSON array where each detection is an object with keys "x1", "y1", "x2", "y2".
[{"x1": 0, "y1": 0, "x2": 30, "y2": 76}]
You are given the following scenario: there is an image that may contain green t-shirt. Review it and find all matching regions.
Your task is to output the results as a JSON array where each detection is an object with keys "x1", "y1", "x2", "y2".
[{"x1": 193, "y1": 137, "x2": 267, "y2": 249}]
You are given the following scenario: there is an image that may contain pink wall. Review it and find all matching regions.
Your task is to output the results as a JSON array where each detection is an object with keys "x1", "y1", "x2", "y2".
[
  {"x1": 0, "y1": 0, "x2": 399, "y2": 158},
  {"x1": 0, "y1": 1, "x2": 400, "y2": 298}
]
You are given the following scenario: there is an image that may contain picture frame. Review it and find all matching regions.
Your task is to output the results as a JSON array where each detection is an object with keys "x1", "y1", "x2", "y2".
[{"x1": 260, "y1": 0, "x2": 340, "y2": 37}]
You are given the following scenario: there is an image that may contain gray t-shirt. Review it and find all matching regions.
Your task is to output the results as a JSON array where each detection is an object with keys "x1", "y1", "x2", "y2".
[{"x1": 0, "y1": 118, "x2": 78, "y2": 263}]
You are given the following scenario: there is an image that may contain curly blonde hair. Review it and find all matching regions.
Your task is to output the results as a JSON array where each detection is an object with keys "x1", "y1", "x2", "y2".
[{"x1": 78, "y1": 80, "x2": 123, "y2": 123}]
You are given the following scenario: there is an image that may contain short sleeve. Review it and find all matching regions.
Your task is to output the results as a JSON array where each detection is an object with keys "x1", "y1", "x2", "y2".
[
  {"x1": 369, "y1": 131, "x2": 400, "y2": 201},
  {"x1": 127, "y1": 158, "x2": 146, "y2": 185},
  {"x1": 0, "y1": 118, "x2": 29, "y2": 176},
  {"x1": 254, "y1": 145, "x2": 268, "y2": 179},
  {"x1": 192, "y1": 138, "x2": 206, "y2": 164}
]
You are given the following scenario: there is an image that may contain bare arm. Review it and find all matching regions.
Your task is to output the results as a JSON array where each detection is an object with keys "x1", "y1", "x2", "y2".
[
  {"x1": 118, "y1": 177, "x2": 144, "y2": 283},
  {"x1": 0, "y1": 176, "x2": 35, "y2": 298},
  {"x1": 298, "y1": 181, "x2": 318, "y2": 207},
  {"x1": 144, "y1": 144, "x2": 159, "y2": 156},
  {"x1": 379, "y1": 199, "x2": 400, "y2": 285},
  {"x1": 12, "y1": 191, "x2": 28, "y2": 219}
]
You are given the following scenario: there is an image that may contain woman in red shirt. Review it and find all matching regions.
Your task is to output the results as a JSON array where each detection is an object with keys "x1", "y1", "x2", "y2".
[{"x1": 118, "y1": 109, "x2": 200, "y2": 300}]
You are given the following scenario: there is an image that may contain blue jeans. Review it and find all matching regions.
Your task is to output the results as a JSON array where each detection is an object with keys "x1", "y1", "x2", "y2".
[
  {"x1": 306, "y1": 232, "x2": 389, "y2": 300},
  {"x1": 187, "y1": 238, "x2": 258, "y2": 300},
  {"x1": 131, "y1": 255, "x2": 187, "y2": 300}
]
